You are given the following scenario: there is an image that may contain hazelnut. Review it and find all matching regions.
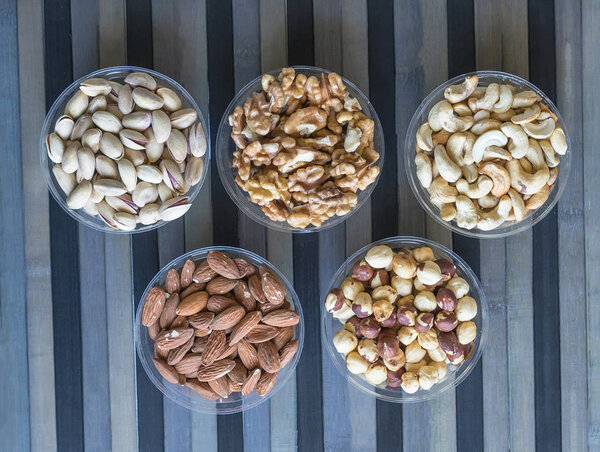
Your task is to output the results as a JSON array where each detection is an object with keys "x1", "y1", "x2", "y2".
[
  {"x1": 324, "y1": 288, "x2": 344, "y2": 313},
  {"x1": 397, "y1": 306, "x2": 417, "y2": 326},
  {"x1": 400, "y1": 371, "x2": 420, "y2": 394},
  {"x1": 438, "y1": 331, "x2": 462, "y2": 357},
  {"x1": 414, "y1": 291, "x2": 437, "y2": 312},
  {"x1": 445, "y1": 276, "x2": 470, "y2": 299},
  {"x1": 369, "y1": 268, "x2": 389, "y2": 288},
  {"x1": 435, "y1": 310, "x2": 458, "y2": 332},
  {"x1": 430, "y1": 361, "x2": 448, "y2": 380},
  {"x1": 456, "y1": 296, "x2": 477, "y2": 321},
  {"x1": 352, "y1": 259, "x2": 374, "y2": 282},
  {"x1": 405, "y1": 341, "x2": 426, "y2": 363},
  {"x1": 372, "y1": 299, "x2": 394, "y2": 323},
  {"x1": 413, "y1": 278, "x2": 427, "y2": 292},
  {"x1": 357, "y1": 338, "x2": 379, "y2": 362},
  {"x1": 405, "y1": 358, "x2": 428, "y2": 373},
  {"x1": 333, "y1": 329, "x2": 358, "y2": 354},
  {"x1": 456, "y1": 321, "x2": 477, "y2": 344},
  {"x1": 436, "y1": 287, "x2": 457, "y2": 311},
  {"x1": 365, "y1": 245, "x2": 394, "y2": 269},
  {"x1": 358, "y1": 317, "x2": 381, "y2": 339},
  {"x1": 392, "y1": 253, "x2": 417, "y2": 279},
  {"x1": 344, "y1": 316, "x2": 363, "y2": 338},
  {"x1": 397, "y1": 326, "x2": 418, "y2": 345},
  {"x1": 386, "y1": 368, "x2": 406, "y2": 388},
  {"x1": 417, "y1": 329, "x2": 439, "y2": 350},
  {"x1": 427, "y1": 346, "x2": 446, "y2": 362},
  {"x1": 417, "y1": 365, "x2": 439, "y2": 390},
  {"x1": 391, "y1": 276, "x2": 413, "y2": 296},
  {"x1": 365, "y1": 362, "x2": 388, "y2": 385},
  {"x1": 397, "y1": 294, "x2": 415, "y2": 306},
  {"x1": 346, "y1": 351, "x2": 369, "y2": 374},
  {"x1": 383, "y1": 349, "x2": 406, "y2": 371},
  {"x1": 412, "y1": 246, "x2": 435, "y2": 263},
  {"x1": 351, "y1": 292, "x2": 373, "y2": 318},
  {"x1": 332, "y1": 299, "x2": 355, "y2": 323},
  {"x1": 416, "y1": 261, "x2": 443, "y2": 286},
  {"x1": 340, "y1": 277, "x2": 364, "y2": 301},
  {"x1": 435, "y1": 258, "x2": 456, "y2": 280},
  {"x1": 377, "y1": 328, "x2": 400, "y2": 360},
  {"x1": 415, "y1": 312, "x2": 434, "y2": 332},
  {"x1": 448, "y1": 345, "x2": 467, "y2": 364},
  {"x1": 371, "y1": 285, "x2": 397, "y2": 304}
]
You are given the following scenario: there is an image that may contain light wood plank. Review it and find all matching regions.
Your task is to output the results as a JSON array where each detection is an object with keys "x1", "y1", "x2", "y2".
[
  {"x1": 98, "y1": 0, "x2": 126, "y2": 67},
  {"x1": 17, "y1": 0, "x2": 57, "y2": 450},
  {"x1": 259, "y1": 0, "x2": 287, "y2": 72}
]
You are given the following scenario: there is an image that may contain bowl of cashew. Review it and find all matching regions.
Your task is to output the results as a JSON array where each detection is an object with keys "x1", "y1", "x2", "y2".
[{"x1": 405, "y1": 71, "x2": 571, "y2": 238}]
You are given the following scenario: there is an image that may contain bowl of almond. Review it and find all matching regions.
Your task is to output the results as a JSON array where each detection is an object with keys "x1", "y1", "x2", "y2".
[{"x1": 135, "y1": 246, "x2": 304, "y2": 414}]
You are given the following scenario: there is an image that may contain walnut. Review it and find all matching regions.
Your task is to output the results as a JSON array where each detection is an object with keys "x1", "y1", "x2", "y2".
[
  {"x1": 266, "y1": 82, "x2": 285, "y2": 114},
  {"x1": 228, "y1": 105, "x2": 247, "y2": 149},
  {"x1": 287, "y1": 205, "x2": 312, "y2": 228},
  {"x1": 262, "y1": 200, "x2": 288, "y2": 222},
  {"x1": 232, "y1": 151, "x2": 251, "y2": 181},
  {"x1": 306, "y1": 76, "x2": 322, "y2": 105},
  {"x1": 288, "y1": 165, "x2": 326, "y2": 193},
  {"x1": 261, "y1": 74, "x2": 276, "y2": 92},
  {"x1": 244, "y1": 92, "x2": 273, "y2": 136},
  {"x1": 330, "y1": 162, "x2": 356, "y2": 178},
  {"x1": 283, "y1": 107, "x2": 328, "y2": 136},
  {"x1": 278, "y1": 67, "x2": 295, "y2": 93}
]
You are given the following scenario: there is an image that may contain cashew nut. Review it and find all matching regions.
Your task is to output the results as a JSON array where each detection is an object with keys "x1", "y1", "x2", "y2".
[
  {"x1": 539, "y1": 103, "x2": 558, "y2": 121},
  {"x1": 493, "y1": 85, "x2": 514, "y2": 113},
  {"x1": 525, "y1": 183, "x2": 550, "y2": 210},
  {"x1": 471, "y1": 119, "x2": 502, "y2": 136},
  {"x1": 444, "y1": 75, "x2": 478, "y2": 103},
  {"x1": 431, "y1": 158, "x2": 440, "y2": 178},
  {"x1": 416, "y1": 122, "x2": 434, "y2": 151},
  {"x1": 539, "y1": 140, "x2": 560, "y2": 167},
  {"x1": 429, "y1": 177, "x2": 458, "y2": 204},
  {"x1": 472, "y1": 129, "x2": 508, "y2": 162},
  {"x1": 453, "y1": 102, "x2": 472, "y2": 116},
  {"x1": 511, "y1": 90, "x2": 541, "y2": 108},
  {"x1": 468, "y1": 83, "x2": 500, "y2": 112},
  {"x1": 526, "y1": 139, "x2": 547, "y2": 171},
  {"x1": 511, "y1": 104, "x2": 541, "y2": 124},
  {"x1": 415, "y1": 153, "x2": 433, "y2": 188},
  {"x1": 507, "y1": 188, "x2": 527, "y2": 221},
  {"x1": 548, "y1": 167, "x2": 558, "y2": 185},
  {"x1": 461, "y1": 163, "x2": 479, "y2": 183},
  {"x1": 477, "y1": 195, "x2": 512, "y2": 230},
  {"x1": 456, "y1": 176, "x2": 493, "y2": 199},
  {"x1": 434, "y1": 145, "x2": 462, "y2": 183},
  {"x1": 507, "y1": 159, "x2": 549, "y2": 195},
  {"x1": 446, "y1": 132, "x2": 476, "y2": 166},
  {"x1": 432, "y1": 129, "x2": 452, "y2": 146},
  {"x1": 491, "y1": 109, "x2": 516, "y2": 121},
  {"x1": 473, "y1": 110, "x2": 490, "y2": 122},
  {"x1": 478, "y1": 162, "x2": 511, "y2": 197},
  {"x1": 519, "y1": 157, "x2": 533, "y2": 173},
  {"x1": 500, "y1": 122, "x2": 529, "y2": 159},
  {"x1": 428, "y1": 100, "x2": 474, "y2": 133},
  {"x1": 441, "y1": 203, "x2": 457, "y2": 221},
  {"x1": 522, "y1": 118, "x2": 555, "y2": 139},
  {"x1": 455, "y1": 195, "x2": 478, "y2": 230},
  {"x1": 478, "y1": 194, "x2": 499, "y2": 209},
  {"x1": 482, "y1": 145, "x2": 512, "y2": 161},
  {"x1": 549, "y1": 126, "x2": 567, "y2": 155}
]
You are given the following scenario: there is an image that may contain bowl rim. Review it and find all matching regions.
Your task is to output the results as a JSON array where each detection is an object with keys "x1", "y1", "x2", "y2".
[
  {"x1": 404, "y1": 70, "x2": 572, "y2": 238},
  {"x1": 215, "y1": 64, "x2": 385, "y2": 234},
  {"x1": 321, "y1": 236, "x2": 489, "y2": 403},
  {"x1": 134, "y1": 245, "x2": 305, "y2": 414},
  {"x1": 40, "y1": 65, "x2": 210, "y2": 234}
]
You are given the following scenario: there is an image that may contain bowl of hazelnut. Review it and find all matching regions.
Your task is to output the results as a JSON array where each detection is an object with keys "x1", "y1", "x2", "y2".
[{"x1": 321, "y1": 236, "x2": 488, "y2": 402}]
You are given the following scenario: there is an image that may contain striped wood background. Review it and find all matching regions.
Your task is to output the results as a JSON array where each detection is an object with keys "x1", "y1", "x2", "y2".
[{"x1": 1, "y1": 0, "x2": 598, "y2": 450}]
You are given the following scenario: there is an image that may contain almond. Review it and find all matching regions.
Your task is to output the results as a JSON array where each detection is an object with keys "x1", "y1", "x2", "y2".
[
  {"x1": 176, "y1": 291, "x2": 208, "y2": 316},
  {"x1": 279, "y1": 339, "x2": 299, "y2": 367},
  {"x1": 258, "y1": 341, "x2": 281, "y2": 373},
  {"x1": 197, "y1": 359, "x2": 236, "y2": 381},
  {"x1": 262, "y1": 309, "x2": 300, "y2": 327},
  {"x1": 255, "y1": 371, "x2": 277, "y2": 396},
  {"x1": 233, "y1": 280, "x2": 257, "y2": 311},
  {"x1": 237, "y1": 339, "x2": 259, "y2": 369},
  {"x1": 248, "y1": 275, "x2": 266, "y2": 303},
  {"x1": 192, "y1": 260, "x2": 217, "y2": 283},
  {"x1": 180, "y1": 259, "x2": 196, "y2": 289},
  {"x1": 170, "y1": 315, "x2": 188, "y2": 329},
  {"x1": 245, "y1": 324, "x2": 280, "y2": 343},
  {"x1": 202, "y1": 330, "x2": 226, "y2": 365},
  {"x1": 188, "y1": 311, "x2": 214, "y2": 330},
  {"x1": 174, "y1": 353, "x2": 203, "y2": 375},
  {"x1": 234, "y1": 258, "x2": 256, "y2": 278},
  {"x1": 229, "y1": 311, "x2": 262, "y2": 345},
  {"x1": 272, "y1": 326, "x2": 295, "y2": 351},
  {"x1": 153, "y1": 357, "x2": 183, "y2": 385},
  {"x1": 185, "y1": 379, "x2": 220, "y2": 400},
  {"x1": 229, "y1": 378, "x2": 243, "y2": 393},
  {"x1": 228, "y1": 359, "x2": 248, "y2": 384},
  {"x1": 260, "y1": 300, "x2": 287, "y2": 314},
  {"x1": 191, "y1": 336, "x2": 209, "y2": 353},
  {"x1": 159, "y1": 293, "x2": 179, "y2": 329},
  {"x1": 165, "y1": 268, "x2": 181, "y2": 294},
  {"x1": 167, "y1": 336, "x2": 194, "y2": 365},
  {"x1": 142, "y1": 286, "x2": 166, "y2": 326},
  {"x1": 208, "y1": 376, "x2": 231, "y2": 398},
  {"x1": 155, "y1": 327, "x2": 194, "y2": 350},
  {"x1": 261, "y1": 271, "x2": 286, "y2": 304},
  {"x1": 155, "y1": 341, "x2": 168, "y2": 360},
  {"x1": 194, "y1": 327, "x2": 212, "y2": 337},
  {"x1": 210, "y1": 305, "x2": 246, "y2": 330},
  {"x1": 207, "y1": 250, "x2": 241, "y2": 279},
  {"x1": 242, "y1": 368, "x2": 261, "y2": 396},
  {"x1": 216, "y1": 343, "x2": 238, "y2": 360},
  {"x1": 206, "y1": 276, "x2": 239, "y2": 295},
  {"x1": 148, "y1": 321, "x2": 160, "y2": 340},
  {"x1": 180, "y1": 282, "x2": 205, "y2": 299},
  {"x1": 207, "y1": 295, "x2": 239, "y2": 313}
]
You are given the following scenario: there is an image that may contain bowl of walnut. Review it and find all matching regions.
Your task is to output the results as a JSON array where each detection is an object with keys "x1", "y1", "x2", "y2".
[
  {"x1": 135, "y1": 246, "x2": 304, "y2": 414},
  {"x1": 216, "y1": 66, "x2": 384, "y2": 232},
  {"x1": 405, "y1": 71, "x2": 571, "y2": 238},
  {"x1": 322, "y1": 237, "x2": 488, "y2": 403}
]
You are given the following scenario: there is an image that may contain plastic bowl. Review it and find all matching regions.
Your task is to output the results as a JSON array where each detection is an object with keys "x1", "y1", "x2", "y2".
[
  {"x1": 135, "y1": 246, "x2": 304, "y2": 414},
  {"x1": 216, "y1": 65, "x2": 385, "y2": 233},
  {"x1": 321, "y1": 236, "x2": 488, "y2": 403},
  {"x1": 40, "y1": 65, "x2": 210, "y2": 234},
  {"x1": 405, "y1": 71, "x2": 571, "y2": 238}
]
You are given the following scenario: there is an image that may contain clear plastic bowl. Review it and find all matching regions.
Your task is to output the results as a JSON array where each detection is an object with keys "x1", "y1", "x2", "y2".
[
  {"x1": 321, "y1": 236, "x2": 488, "y2": 403},
  {"x1": 405, "y1": 71, "x2": 572, "y2": 238},
  {"x1": 135, "y1": 246, "x2": 304, "y2": 414},
  {"x1": 216, "y1": 65, "x2": 385, "y2": 233},
  {"x1": 40, "y1": 66, "x2": 210, "y2": 234}
]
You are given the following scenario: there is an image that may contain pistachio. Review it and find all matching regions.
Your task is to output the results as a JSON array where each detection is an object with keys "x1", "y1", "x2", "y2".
[
  {"x1": 95, "y1": 155, "x2": 119, "y2": 178},
  {"x1": 184, "y1": 156, "x2": 204, "y2": 186},
  {"x1": 94, "y1": 178, "x2": 127, "y2": 196},
  {"x1": 106, "y1": 104, "x2": 123, "y2": 120},
  {"x1": 82, "y1": 128, "x2": 102, "y2": 152},
  {"x1": 61, "y1": 142, "x2": 80, "y2": 173},
  {"x1": 83, "y1": 198, "x2": 99, "y2": 215},
  {"x1": 132, "y1": 87, "x2": 164, "y2": 110},
  {"x1": 118, "y1": 84, "x2": 134, "y2": 115},
  {"x1": 158, "y1": 196, "x2": 191, "y2": 221},
  {"x1": 90, "y1": 187, "x2": 104, "y2": 204},
  {"x1": 119, "y1": 129, "x2": 148, "y2": 150},
  {"x1": 114, "y1": 212, "x2": 137, "y2": 231},
  {"x1": 152, "y1": 110, "x2": 171, "y2": 143},
  {"x1": 65, "y1": 91, "x2": 89, "y2": 119},
  {"x1": 122, "y1": 111, "x2": 152, "y2": 131},
  {"x1": 77, "y1": 147, "x2": 95, "y2": 180},
  {"x1": 166, "y1": 129, "x2": 187, "y2": 163},
  {"x1": 46, "y1": 133, "x2": 65, "y2": 163},
  {"x1": 160, "y1": 159, "x2": 185, "y2": 193},
  {"x1": 156, "y1": 87, "x2": 182, "y2": 112},
  {"x1": 144, "y1": 128, "x2": 164, "y2": 162},
  {"x1": 70, "y1": 114, "x2": 93, "y2": 140},
  {"x1": 66, "y1": 180, "x2": 93, "y2": 209},
  {"x1": 107, "y1": 81, "x2": 122, "y2": 102},
  {"x1": 92, "y1": 111, "x2": 123, "y2": 133},
  {"x1": 137, "y1": 164, "x2": 163, "y2": 184},
  {"x1": 52, "y1": 164, "x2": 77, "y2": 195},
  {"x1": 105, "y1": 194, "x2": 139, "y2": 214},
  {"x1": 99, "y1": 132, "x2": 125, "y2": 160},
  {"x1": 125, "y1": 71, "x2": 157, "y2": 90},
  {"x1": 170, "y1": 108, "x2": 197, "y2": 129},
  {"x1": 132, "y1": 181, "x2": 159, "y2": 207},
  {"x1": 87, "y1": 95, "x2": 107, "y2": 114},
  {"x1": 80, "y1": 78, "x2": 111, "y2": 96},
  {"x1": 54, "y1": 115, "x2": 74, "y2": 140},
  {"x1": 117, "y1": 158, "x2": 137, "y2": 192},
  {"x1": 124, "y1": 148, "x2": 146, "y2": 166},
  {"x1": 97, "y1": 200, "x2": 118, "y2": 229},
  {"x1": 138, "y1": 203, "x2": 161, "y2": 225},
  {"x1": 188, "y1": 122, "x2": 207, "y2": 157},
  {"x1": 158, "y1": 182, "x2": 175, "y2": 202}
]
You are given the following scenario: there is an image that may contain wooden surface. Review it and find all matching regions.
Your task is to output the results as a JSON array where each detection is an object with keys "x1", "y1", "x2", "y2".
[{"x1": 1, "y1": 0, "x2": 597, "y2": 450}]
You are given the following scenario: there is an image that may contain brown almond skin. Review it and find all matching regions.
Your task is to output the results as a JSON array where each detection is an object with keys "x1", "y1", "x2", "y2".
[
  {"x1": 245, "y1": 325, "x2": 280, "y2": 343},
  {"x1": 279, "y1": 339, "x2": 299, "y2": 367},
  {"x1": 192, "y1": 260, "x2": 217, "y2": 283},
  {"x1": 170, "y1": 315, "x2": 188, "y2": 329},
  {"x1": 176, "y1": 291, "x2": 208, "y2": 316},
  {"x1": 272, "y1": 326, "x2": 295, "y2": 350},
  {"x1": 206, "y1": 276, "x2": 239, "y2": 295},
  {"x1": 260, "y1": 299, "x2": 290, "y2": 315},
  {"x1": 155, "y1": 341, "x2": 168, "y2": 360},
  {"x1": 255, "y1": 371, "x2": 278, "y2": 396},
  {"x1": 167, "y1": 336, "x2": 194, "y2": 365},
  {"x1": 210, "y1": 305, "x2": 246, "y2": 330},
  {"x1": 148, "y1": 321, "x2": 160, "y2": 340},
  {"x1": 191, "y1": 336, "x2": 209, "y2": 353},
  {"x1": 153, "y1": 357, "x2": 182, "y2": 385},
  {"x1": 174, "y1": 353, "x2": 204, "y2": 375},
  {"x1": 242, "y1": 368, "x2": 262, "y2": 396},
  {"x1": 180, "y1": 259, "x2": 196, "y2": 289},
  {"x1": 202, "y1": 330, "x2": 227, "y2": 365},
  {"x1": 229, "y1": 311, "x2": 263, "y2": 345},
  {"x1": 207, "y1": 250, "x2": 242, "y2": 279},
  {"x1": 188, "y1": 311, "x2": 214, "y2": 330},
  {"x1": 208, "y1": 376, "x2": 231, "y2": 398},
  {"x1": 228, "y1": 359, "x2": 248, "y2": 384},
  {"x1": 233, "y1": 280, "x2": 257, "y2": 311},
  {"x1": 142, "y1": 286, "x2": 166, "y2": 326},
  {"x1": 248, "y1": 275, "x2": 266, "y2": 303},
  {"x1": 155, "y1": 327, "x2": 194, "y2": 350},
  {"x1": 207, "y1": 295, "x2": 239, "y2": 313},
  {"x1": 234, "y1": 258, "x2": 256, "y2": 278},
  {"x1": 165, "y1": 268, "x2": 181, "y2": 294},
  {"x1": 262, "y1": 309, "x2": 300, "y2": 327},
  {"x1": 237, "y1": 339, "x2": 259, "y2": 369},
  {"x1": 159, "y1": 293, "x2": 180, "y2": 329},
  {"x1": 258, "y1": 341, "x2": 281, "y2": 373},
  {"x1": 261, "y1": 271, "x2": 286, "y2": 304},
  {"x1": 180, "y1": 282, "x2": 205, "y2": 300},
  {"x1": 215, "y1": 343, "x2": 238, "y2": 361},
  {"x1": 185, "y1": 379, "x2": 220, "y2": 400},
  {"x1": 197, "y1": 359, "x2": 236, "y2": 381}
]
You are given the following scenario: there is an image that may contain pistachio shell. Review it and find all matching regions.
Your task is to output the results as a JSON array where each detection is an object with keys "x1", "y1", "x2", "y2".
[
  {"x1": 90, "y1": 187, "x2": 104, "y2": 203},
  {"x1": 70, "y1": 114, "x2": 93, "y2": 140},
  {"x1": 105, "y1": 194, "x2": 139, "y2": 214},
  {"x1": 187, "y1": 122, "x2": 207, "y2": 157},
  {"x1": 114, "y1": 212, "x2": 137, "y2": 231},
  {"x1": 156, "y1": 87, "x2": 182, "y2": 112},
  {"x1": 77, "y1": 147, "x2": 96, "y2": 180},
  {"x1": 118, "y1": 84, "x2": 134, "y2": 115},
  {"x1": 106, "y1": 104, "x2": 123, "y2": 120},
  {"x1": 166, "y1": 129, "x2": 187, "y2": 163},
  {"x1": 54, "y1": 115, "x2": 74, "y2": 140},
  {"x1": 158, "y1": 196, "x2": 191, "y2": 221},
  {"x1": 94, "y1": 178, "x2": 127, "y2": 196},
  {"x1": 46, "y1": 133, "x2": 65, "y2": 163},
  {"x1": 97, "y1": 200, "x2": 118, "y2": 229},
  {"x1": 138, "y1": 203, "x2": 160, "y2": 225},
  {"x1": 117, "y1": 158, "x2": 137, "y2": 192},
  {"x1": 124, "y1": 148, "x2": 146, "y2": 166},
  {"x1": 152, "y1": 110, "x2": 171, "y2": 143},
  {"x1": 66, "y1": 180, "x2": 93, "y2": 209},
  {"x1": 122, "y1": 111, "x2": 152, "y2": 131},
  {"x1": 80, "y1": 78, "x2": 111, "y2": 96},
  {"x1": 160, "y1": 159, "x2": 185, "y2": 193},
  {"x1": 82, "y1": 128, "x2": 102, "y2": 152},
  {"x1": 95, "y1": 155, "x2": 119, "y2": 179},
  {"x1": 65, "y1": 91, "x2": 89, "y2": 119},
  {"x1": 119, "y1": 129, "x2": 148, "y2": 151},
  {"x1": 92, "y1": 111, "x2": 122, "y2": 133},
  {"x1": 83, "y1": 198, "x2": 99, "y2": 215},
  {"x1": 132, "y1": 87, "x2": 164, "y2": 110},
  {"x1": 53, "y1": 164, "x2": 77, "y2": 195},
  {"x1": 125, "y1": 72, "x2": 157, "y2": 90},
  {"x1": 107, "y1": 81, "x2": 122, "y2": 102},
  {"x1": 62, "y1": 142, "x2": 80, "y2": 173},
  {"x1": 184, "y1": 156, "x2": 204, "y2": 186},
  {"x1": 144, "y1": 128, "x2": 164, "y2": 163},
  {"x1": 87, "y1": 95, "x2": 108, "y2": 114},
  {"x1": 99, "y1": 132, "x2": 124, "y2": 160},
  {"x1": 137, "y1": 164, "x2": 163, "y2": 184},
  {"x1": 157, "y1": 182, "x2": 175, "y2": 202},
  {"x1": 170, "y1": 109, "x2": 197, "y2": 129},
  {"x1": 132, "y1": 181, "x2": 159, "y2": 207}
]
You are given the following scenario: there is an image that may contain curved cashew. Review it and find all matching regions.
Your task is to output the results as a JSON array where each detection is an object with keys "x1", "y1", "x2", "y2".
[
  {"x1": 511, "y1": 104, "x2": 541, "y2": 124},
  {"x1": 519, "y1": 157, "x2": 533, "y2": 173},
  {"x1": 525, "y1": 183, "x2": 550, "y2": 210},
  {"x1": 500, "y1": 122, "x2": 529, "y2": 159},
  {"x1": 478, "y1": 162, "x2": 511, "y2": 197},
  {"x1": 526, "y1": 139, "x2": 547, "y2": 171},
  {"x1": 428, "y1": 100, "x2": 474, "y2": 133},
  {"x1": 441, "y1": 203, "x2": 457, "y2": 221},
  {"x1": 455, "y1": 195, "x2": 478, "y2": 230},
  {"x1": 472, "y1": 129, "x2": 508, "y2": 162},
  {"x1": 539, "y1": 140, "x2": 560, "y2": 168},
  {"x1": 415, "y1": 153, "x2": 433, "y2": 188},
  {"x1": 431, "y1": 158, "x2": 440, "y2": 178},
  {"x1": 478, "y1": 194, "x2": 500, "y2": 209},
  {"x1": 548, "y1": 167, "x2": 559, "y2": 185},
  {"x1": 549, "y1": 126, "x2": 567, "y2": 155},
  {"x1": 539, "y1": 104, "x2": 558, "y2": 121},
  {"x1": 444, "y1": 75, "x2": 479, "y2": 103},
  {"x1": 507, "y1": 188, "x2": 527, "y2": 221},
  {"x1": 471, "y1": 119, "x2": 502, "y2": 136},
  {"x1": 468, "y1": 83, "x2": 500, "y2": 112},
  {"x1": 456, "y1": 175, "x2": 493, "y2": 198},
  {"x1": 522, "y1": 117, "x2": 555, "y2": 139},
  {"x1": 493, "y1": 85, "x2": 514, "y2": 113},
  {"x1": 429, "y1": 177, "x2": 458, "y2": 204},
  {"x1": 491, "y1": 108, "x2": 516, "y2": 121},
  {"x1": 416, "y1": 123, "x2": 434, "y2": 151},
  {"x1": 507, "y1": 159, "x2": 549, "y2": 195},
  {"x1": 482, "y1": 145, "x2": 512, "y2": 161},
  {"x1": 461, "y1": 163, "x2": 479, "y2": 183},
  {"x1": 432, "y1": 129, "x2": 452, "y2": 146},
  {"x1": 453, "y1": 102, "x2": 472, "y2": 116},
  {"x1": 447, "y1": 132, "x2": 476, "y2": 166},
  {"x1": 511, "y1": 90, "x2": 541, "y2": 108},
  {"x1": 473, "y1": 110, "x2": 490, "y2": 122},
  {"x1": 477, "y1": 195, "x2": 512, "y2": 230},
  {"x1": 434, "y1": 145, "x2": 462, "y2": 183}
]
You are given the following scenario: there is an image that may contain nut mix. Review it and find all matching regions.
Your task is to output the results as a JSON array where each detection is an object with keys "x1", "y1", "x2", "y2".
[
  {"x1": 227, "y1": 67, "x2": 381, "y2": 229},
  {"x1": 414, "y1": 75, "x2": 567, "y2": 231},
  {"x1": 142, "y1": 251, "x2": 300, "y2": 400},
  {"x1": 46, "y1": 70, "x2": 207, "y2": 230},
  {"x1": 325, "y1": 244, "x2": 479, "y2": 394}
]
